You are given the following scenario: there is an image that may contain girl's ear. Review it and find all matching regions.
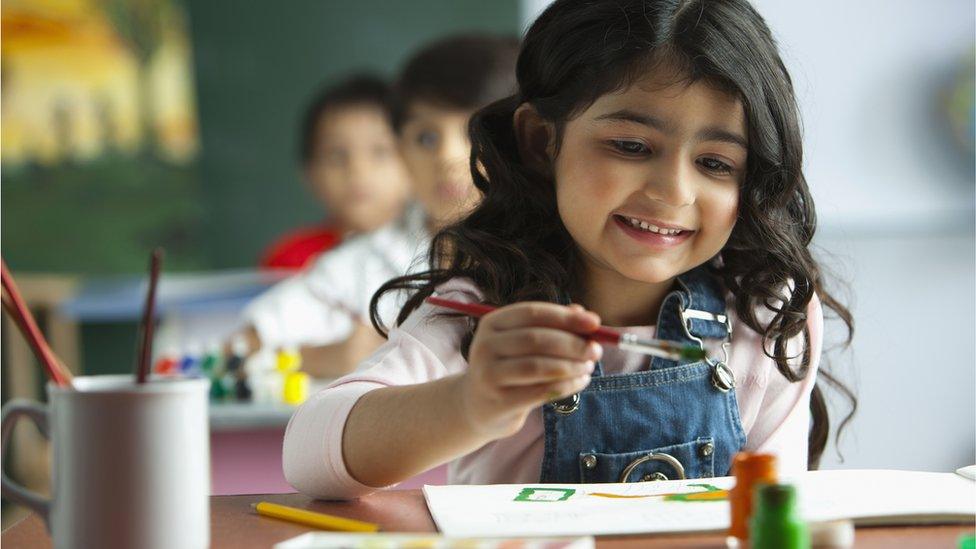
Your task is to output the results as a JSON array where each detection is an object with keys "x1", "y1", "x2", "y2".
[{"x1": 513, "y1": 103, "x2": 556, "y2": 175}]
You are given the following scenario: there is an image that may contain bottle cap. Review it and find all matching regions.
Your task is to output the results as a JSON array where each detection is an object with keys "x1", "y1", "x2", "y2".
[
  {"x1": 201, "y1": 343, "x2": 221, "y2": 375},
  {"x1": 276, "y1": 348, "x2": 302, "y2": 373},
  {"x1": 732, "y1": 452, "x2": 777, "y2": 477},
  {"x1": 750, "y1": 483, "x2": 809, "y2": 549},
  {"x1": 809, "y1": 519, "x2": 855, "y2": 548}
]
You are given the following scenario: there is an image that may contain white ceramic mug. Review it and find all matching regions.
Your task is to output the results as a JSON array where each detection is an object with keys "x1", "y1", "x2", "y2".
[{"x1": 1, "y1": 375, "x2": 210, "y2": 549}]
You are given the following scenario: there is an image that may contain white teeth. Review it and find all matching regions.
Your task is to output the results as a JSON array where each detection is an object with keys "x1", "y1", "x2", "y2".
[{"x1": 622, "y1": 216, "x2": 682, "y2": 235}]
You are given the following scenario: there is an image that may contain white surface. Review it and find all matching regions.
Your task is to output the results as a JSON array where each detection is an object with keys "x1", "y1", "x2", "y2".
[{"x1": 424, "y1": 470, "x2": 975, "y2": 538}]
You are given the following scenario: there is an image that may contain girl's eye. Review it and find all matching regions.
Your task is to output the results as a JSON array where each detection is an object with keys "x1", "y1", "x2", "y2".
[
  {"x1": 609, "y1": 140, "x2": 650, "y2": 155},
  {"x1": 698, "y1": 157, "x2": 734, "y2": 175},
  {"x1": 416, "y1": 130, "x2": 439, "y2": 149}
]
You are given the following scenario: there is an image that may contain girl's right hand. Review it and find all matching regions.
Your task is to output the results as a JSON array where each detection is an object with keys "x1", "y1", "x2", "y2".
[{"x1": 459, "y1": 302, "x2": 603, "y2": 440}]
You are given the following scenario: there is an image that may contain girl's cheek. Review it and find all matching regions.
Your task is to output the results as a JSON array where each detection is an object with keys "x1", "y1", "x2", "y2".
[{"x1": 705, "y1": 192, "x2": 739, "y2": 237}]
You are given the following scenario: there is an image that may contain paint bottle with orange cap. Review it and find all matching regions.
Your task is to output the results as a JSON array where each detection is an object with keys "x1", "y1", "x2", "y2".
[{"x1": 727, "y1": 452, "x2": 778, "y2": 547}]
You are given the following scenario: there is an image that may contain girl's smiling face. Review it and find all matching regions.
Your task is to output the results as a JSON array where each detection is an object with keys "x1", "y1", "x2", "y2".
[{"x1": 551, "y1": 71, "x2": 747, "y2": 291}]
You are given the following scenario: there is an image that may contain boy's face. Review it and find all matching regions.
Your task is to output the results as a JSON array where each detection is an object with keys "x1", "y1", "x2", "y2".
[
  {"x1": 305, "y1": 105, "x2": 411, "y2": 233},
  {"x1": 397, "y1": 101, "x2": 479, "y2": 228}
]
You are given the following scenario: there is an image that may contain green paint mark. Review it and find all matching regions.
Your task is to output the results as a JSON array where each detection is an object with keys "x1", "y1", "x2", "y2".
[
  {"x1": 514, "y1": 487, "x2": 577, "y2": 502},
  {"x1": 663, "y1": 483, "x2": 728, "y2": 502}
]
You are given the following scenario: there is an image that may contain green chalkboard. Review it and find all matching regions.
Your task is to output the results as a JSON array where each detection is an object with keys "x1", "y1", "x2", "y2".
[{"x1": 187, "y1": 0, "x2": 521, "y2": 268}]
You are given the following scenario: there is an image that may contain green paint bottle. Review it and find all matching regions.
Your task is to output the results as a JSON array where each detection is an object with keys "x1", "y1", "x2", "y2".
[{"x1": 749, "y1": 483, "x2": 810, "y2": 549}]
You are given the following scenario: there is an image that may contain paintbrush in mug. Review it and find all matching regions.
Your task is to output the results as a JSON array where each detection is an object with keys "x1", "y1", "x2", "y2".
[{"x1": 425, "y1": 296, "x2": 706, "y2": 361}]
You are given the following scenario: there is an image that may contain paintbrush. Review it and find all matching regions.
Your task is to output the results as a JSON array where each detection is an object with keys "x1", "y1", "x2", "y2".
[{"x1": 425, "y1": 296, "x2": 706, "y2": 361}]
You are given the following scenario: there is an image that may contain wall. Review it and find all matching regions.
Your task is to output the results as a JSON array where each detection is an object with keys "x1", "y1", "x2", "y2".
[{"x1": 759, "y1": 0, "x2": 974, "y2": 472}]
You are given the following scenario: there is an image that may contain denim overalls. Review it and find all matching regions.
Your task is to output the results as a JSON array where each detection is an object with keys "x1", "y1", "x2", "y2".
[{"x1": 539, "y1": 266, "x2": 746, "y2": 483}]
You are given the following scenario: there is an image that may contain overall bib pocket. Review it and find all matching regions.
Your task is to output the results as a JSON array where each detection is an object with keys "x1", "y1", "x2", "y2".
[{"x1": 578, "y1": 437, "x2": 716, "y2": 483}]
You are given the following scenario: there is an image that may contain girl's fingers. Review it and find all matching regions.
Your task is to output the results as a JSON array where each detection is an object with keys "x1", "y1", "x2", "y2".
[
  {"x1": 484, "y1": 302, "x2": 600, "y2": 333},
  {"x1": 486, "y1": 328, "x2": 602, "y2": 361},
  {"x1": 488, "y1": 357, "x2": 595, "y2": 386},
  {"x1": 504, "y1": 373, "x2": 592, "y2": 409}
]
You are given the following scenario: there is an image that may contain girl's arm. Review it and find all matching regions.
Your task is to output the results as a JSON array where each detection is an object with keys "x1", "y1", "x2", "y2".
[
  {"x1": 342, "y1": 303, "x2": 602, "y2": 486},
  {"x1": 282, "y1": 287, "x2": 481, "y2": 499},
  {"x1": 341, "y1": 374, "x2": 482, "y2": 487},
  {"x1": 339, "y1": 302, "x2": 601, "y2": 491}
]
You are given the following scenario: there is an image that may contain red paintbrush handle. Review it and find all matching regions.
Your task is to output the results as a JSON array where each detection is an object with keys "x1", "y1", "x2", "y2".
[
  {"x1": 1, "y1": 260, "x2": 71, "y2": 386},
  {"x1": 425, "y1": 296, "x2": 620, "y2": 344}
]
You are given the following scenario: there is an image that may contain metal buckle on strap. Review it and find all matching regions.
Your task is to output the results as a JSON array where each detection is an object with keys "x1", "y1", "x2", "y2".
[
  {"x1": 679, "y1": 308, "x2": 733, "y2": 344},
  {"x1": 679, "y1": 306, "x2": 735, "y2": 392}
]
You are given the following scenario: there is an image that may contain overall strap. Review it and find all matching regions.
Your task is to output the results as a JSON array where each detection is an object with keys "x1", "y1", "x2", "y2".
[{"x1": 652, "y1": 266, "x2": 732, "y2": 371}]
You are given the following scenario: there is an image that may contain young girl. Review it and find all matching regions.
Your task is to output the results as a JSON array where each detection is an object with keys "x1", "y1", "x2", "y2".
[{"x1": 283, "y1": 0, "x2": 854, "y2": 498}]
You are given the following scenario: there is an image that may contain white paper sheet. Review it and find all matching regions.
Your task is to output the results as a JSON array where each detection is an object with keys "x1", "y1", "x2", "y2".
[{"x1": 423, "y1": 469, "x2": 976, "y2": 538}]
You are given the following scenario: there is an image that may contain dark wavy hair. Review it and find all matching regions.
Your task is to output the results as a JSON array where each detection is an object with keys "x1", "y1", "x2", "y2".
[
  {"x1": 391, "y1": 34, "x2": 520, "y2": 132},
  {"x1": 371, "y1": 0, "x2": 855, "y2": 469}
]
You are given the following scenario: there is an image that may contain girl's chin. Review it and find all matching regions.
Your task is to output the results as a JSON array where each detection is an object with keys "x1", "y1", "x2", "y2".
[{"x1": 604, "y1": 261, "x2": 685, "y2": 286}]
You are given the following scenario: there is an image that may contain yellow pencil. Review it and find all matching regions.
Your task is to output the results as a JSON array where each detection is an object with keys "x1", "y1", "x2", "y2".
[{"x1": 251, "y1": 501, "x2": 380, "y2": 532}]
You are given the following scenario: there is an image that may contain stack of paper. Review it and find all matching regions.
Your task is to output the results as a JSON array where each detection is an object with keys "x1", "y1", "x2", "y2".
[{"x1": 423, "y1": 469, "x2": 975, "y2": 538}]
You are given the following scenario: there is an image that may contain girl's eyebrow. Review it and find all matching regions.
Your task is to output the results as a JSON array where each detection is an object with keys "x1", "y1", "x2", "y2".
[{"x1": 594, "y1": 109, "x2": 748, "y2": 150}]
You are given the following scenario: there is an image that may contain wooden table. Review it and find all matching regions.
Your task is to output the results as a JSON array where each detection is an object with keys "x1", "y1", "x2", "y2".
[{"x1": 2, "y1": 491, "x2": 971, "y2": 548}]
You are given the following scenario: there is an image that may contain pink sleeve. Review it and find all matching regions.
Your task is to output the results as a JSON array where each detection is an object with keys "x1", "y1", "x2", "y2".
[
  {"x1": 281, "y1": 281, "x2": 478, "y2": 499},
  {"x1": 746, "y1": 292, "x2": 824, "y2": 476}
]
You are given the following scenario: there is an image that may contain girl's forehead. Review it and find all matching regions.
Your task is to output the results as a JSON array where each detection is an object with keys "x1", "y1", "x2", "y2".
[{"x1": 586, "y1": 73, "x2": 747, "y2": 133}]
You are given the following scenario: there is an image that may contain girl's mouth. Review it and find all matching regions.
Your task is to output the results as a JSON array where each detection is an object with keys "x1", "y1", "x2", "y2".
[{"x1": 612, "y1": 214, "x2": 695, "y2": 247}]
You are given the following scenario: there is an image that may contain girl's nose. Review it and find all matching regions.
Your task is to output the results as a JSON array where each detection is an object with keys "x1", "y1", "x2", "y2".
[{"x1": 643, "y1": 157, "x2": 695, "y2": 207}]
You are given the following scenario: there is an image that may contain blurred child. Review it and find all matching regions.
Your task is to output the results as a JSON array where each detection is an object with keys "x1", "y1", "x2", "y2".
[
  {"x1": 260, "y1": 75, "x2": 410, "y2": 270},
  {"x1": 237, "y1": 35, "x2": 520, "y2": 377}
]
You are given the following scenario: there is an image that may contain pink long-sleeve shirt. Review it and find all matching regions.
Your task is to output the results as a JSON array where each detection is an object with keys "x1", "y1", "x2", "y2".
[{"x1": 282, "y1": 278, "x2": 823, "y2": 499}]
